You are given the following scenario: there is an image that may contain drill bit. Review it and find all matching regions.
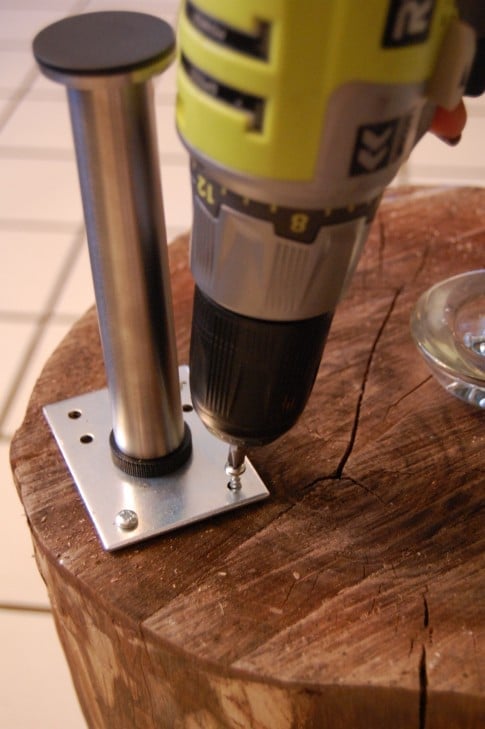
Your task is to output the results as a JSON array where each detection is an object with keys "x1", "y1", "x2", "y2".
[{"x1": 225, "y1": 444, "x2": 246, "y2": 490}]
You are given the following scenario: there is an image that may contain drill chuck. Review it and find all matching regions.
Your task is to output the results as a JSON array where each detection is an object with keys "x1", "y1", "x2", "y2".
[{"x1": 190, "y1": 286, "x2": 332, "y2": 445}]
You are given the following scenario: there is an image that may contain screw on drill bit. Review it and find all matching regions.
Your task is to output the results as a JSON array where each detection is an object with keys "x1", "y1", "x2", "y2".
[{"x1": 225, "y1": 444, "x2": 246, "y2": 490}]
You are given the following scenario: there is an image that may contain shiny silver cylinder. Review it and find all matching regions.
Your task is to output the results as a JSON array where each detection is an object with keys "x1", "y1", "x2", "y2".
[
  {"x1": 68, "y1": 80, "x2": 185, "y2": 459},
  {"x1": 34, "y1": 14, "x2": 185, "y2": 462}
]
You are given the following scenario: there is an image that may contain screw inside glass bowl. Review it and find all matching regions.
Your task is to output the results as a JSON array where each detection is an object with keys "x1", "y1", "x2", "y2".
[{"x1": 463, "y1": 333, "x2": 485, "y2": 356}]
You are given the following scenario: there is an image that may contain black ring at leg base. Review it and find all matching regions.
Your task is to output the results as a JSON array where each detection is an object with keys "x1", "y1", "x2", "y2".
[{"x1": 110, "y1": 423, "x2": 192, "y2": 478}]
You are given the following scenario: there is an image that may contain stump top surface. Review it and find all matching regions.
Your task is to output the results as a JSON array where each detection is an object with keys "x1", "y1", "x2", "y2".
[{"x1": 10, "y1": 187, "x2": 485, "y2": 699}]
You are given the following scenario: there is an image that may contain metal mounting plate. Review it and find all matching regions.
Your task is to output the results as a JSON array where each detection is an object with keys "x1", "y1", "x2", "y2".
[{"x1": 43, "y1": 366, "x2": 269, "y2": 551}]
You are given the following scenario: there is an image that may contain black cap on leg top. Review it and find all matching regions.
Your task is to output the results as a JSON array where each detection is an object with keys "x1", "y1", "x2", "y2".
[{"x1": 33, "y1": 11, "x2": 175, "y2": 79}]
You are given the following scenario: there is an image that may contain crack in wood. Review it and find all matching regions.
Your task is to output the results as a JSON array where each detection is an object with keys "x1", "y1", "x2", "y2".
[
  {"x1": 347, "y1": 476, "x2": 388, "y2": 505},
  {"x1": 333, "y1": 287, "x2": 403, "y2": 480},
  {"x1": 418, "y1": 593, "x2": 431, "y2": 729},
  {"x1": 413, "y1": 242, "x2": 431, "y2": 283},
  {"x1": 384, "y1": 376, "x2": 433, "y2": 419},
  {"x1": 281, "y1": 577, "x2": 298, "y2": 608},
  {"x1": 419, "y1": 645, "x2": 428, "y2": 729},
  {"x1": 423, "y1": 595, "x2": 429, "y2": 629}
]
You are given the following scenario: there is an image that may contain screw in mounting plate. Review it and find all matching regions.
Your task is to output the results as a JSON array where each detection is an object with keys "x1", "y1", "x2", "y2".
[
  {"x1": 225, "y1": 444, "x2": 246, "y2": 491},
  {"x1": 115, "y1": 509, "x2": 139, "y2": 531}
]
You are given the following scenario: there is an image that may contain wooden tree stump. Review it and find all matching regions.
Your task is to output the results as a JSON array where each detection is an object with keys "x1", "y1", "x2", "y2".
[{"x1": 10, "y1": 187, "x2": 484, "y2": 729}]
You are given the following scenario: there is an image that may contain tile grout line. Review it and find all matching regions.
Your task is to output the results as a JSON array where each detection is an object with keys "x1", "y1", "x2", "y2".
[
  {"x1": 0, "y1": 602, "x2": 52, "y2": 615},
  {"x1": 0, "y1": 224, "x2": 85, "y2": 435},
  {"x1": 0, "y1": 66, "x2": 40, "y2": 133},
  {"x1": 0, "y1": 311, "x2": 78, "y2": 325}
]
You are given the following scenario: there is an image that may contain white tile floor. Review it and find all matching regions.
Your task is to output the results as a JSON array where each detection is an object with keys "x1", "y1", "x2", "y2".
[{"x1": 0, "y1": 2, "x2": 483, "y2": 726}]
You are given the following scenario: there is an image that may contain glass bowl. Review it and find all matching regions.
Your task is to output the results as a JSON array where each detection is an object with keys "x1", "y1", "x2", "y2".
[{"x1": 410, "y1": 270, "x2": 485, "y2": 409}]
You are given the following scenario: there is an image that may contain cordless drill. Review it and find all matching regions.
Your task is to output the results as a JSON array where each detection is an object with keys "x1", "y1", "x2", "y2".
[{"x1": 175, "y1": 0, "x2": 479, "y2": 459}]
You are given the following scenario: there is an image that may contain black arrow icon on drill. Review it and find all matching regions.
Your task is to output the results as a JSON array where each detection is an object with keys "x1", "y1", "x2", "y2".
[{"x1": 350, "y1": 119, "x2": 399, "y2": 175}]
